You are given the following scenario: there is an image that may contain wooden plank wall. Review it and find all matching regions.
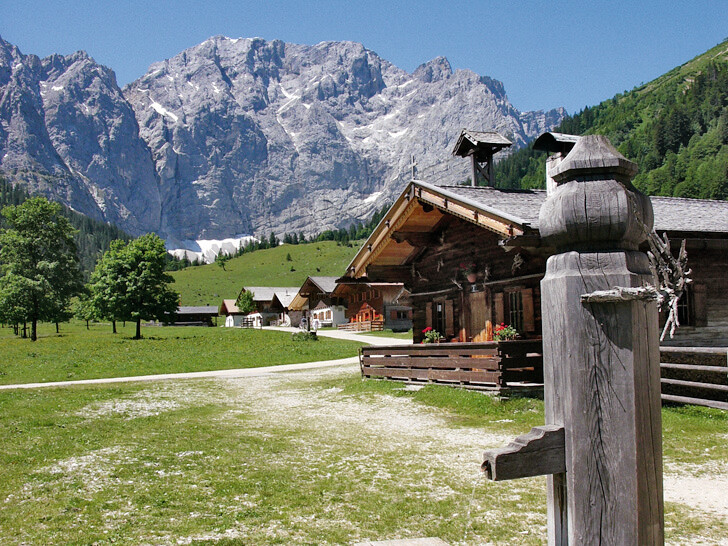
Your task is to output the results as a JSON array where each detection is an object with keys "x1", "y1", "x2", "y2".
[{"x1": 408, "y1": 217, "x2": 545, "y2": 343}]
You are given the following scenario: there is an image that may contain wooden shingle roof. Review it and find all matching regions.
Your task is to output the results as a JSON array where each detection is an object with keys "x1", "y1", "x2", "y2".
[
  {"x1": 452, "y1": 129, "x2": 512, "y2": 161},
  {"x1": 345, "y1": 179, "x2": 728, "y2": 279}
]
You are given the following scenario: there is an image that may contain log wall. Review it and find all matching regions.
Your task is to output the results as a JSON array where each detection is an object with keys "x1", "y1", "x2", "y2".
[{"x1": 408, "y1": 217, "x2": 545, "y2": 343}]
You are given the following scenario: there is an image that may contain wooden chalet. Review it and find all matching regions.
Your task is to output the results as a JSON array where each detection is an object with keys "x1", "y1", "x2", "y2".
[
  {"x1": 219, "y1": 299, "x2": 243, "y2": 327},
  {"x1": 235, "y1": 286, "x2": 300, "y2": 326},
  {"x1": 331, "y1": 281, "x2": 412, "y2": 332},
  {"x1": 289, "y1": 276, "x2": 347, "y2": 327},
  {"x1": 270, "y1": 290, "x2": 302, "y2": 327},
  {"x1": 344, "y1": 180, "x2": 728, "y2": 347}
]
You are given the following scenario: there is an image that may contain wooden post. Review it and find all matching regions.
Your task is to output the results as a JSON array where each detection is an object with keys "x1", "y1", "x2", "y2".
[
  {"x1": 471, "y1": 154, "x2": 478, "y2": 187},
  {"x1": 483, "y1": 135, "x2": 664, "y2": 545},
  {"x1": 539, "y1": 135, "x2": 663, "y2": 544}
]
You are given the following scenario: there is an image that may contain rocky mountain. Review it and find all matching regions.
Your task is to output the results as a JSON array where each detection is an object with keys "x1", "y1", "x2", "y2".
[{"x1": 0, "y1": 35, "x2": 565, "y2": 245}]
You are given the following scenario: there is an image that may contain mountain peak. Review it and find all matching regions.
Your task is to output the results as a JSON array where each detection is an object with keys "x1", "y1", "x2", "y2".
[
  {"x1": 0, "y1": 36, "x2": 565, "y2": 243},
  {"x1": 413, "y1": 56, "x2": 452, "y2": 82}
]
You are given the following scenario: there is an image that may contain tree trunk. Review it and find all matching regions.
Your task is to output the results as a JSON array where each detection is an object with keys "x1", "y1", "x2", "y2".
[
  {"x1": 112, "y1": 320, "x2": 117, "y2": 334},
  {"x1": 31, "y1": 319, "x2": 37, "y2": 341},
  {"x1": 55, "y1": 322, "x2": 59, "y2": 333},
  {"x1": 22, "y1": 322, "x2": 27, "y2": 338},
  {"x1": 86, "y1": 320, "x2": 90, "y2": 330},
  {"x1": 135, "y1": 318, "x2": 141, "y2": 339}
]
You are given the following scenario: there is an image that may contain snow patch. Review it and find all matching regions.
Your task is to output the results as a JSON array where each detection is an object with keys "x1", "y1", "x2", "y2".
[
  {"x1": 149, "y1": 100, "x2": 179, "y2": 123},
  {"x1": 52, "y1": 85, "x2": 64, "y2": 91},
  {"x1": 166, "y1": 75, "x2": 174, "y2": 82},
  {"x1": 279, "y1": 83, "x2": 296, "y2": 100},
  {"x1": 364, "y1": 191, "x2": 383, "y2": 204},
  {"x1": 167, "y1": 235, "x2": 258, "y2": 264},
  {"x1": 388, "y1": 129, "x2": 408, "y2": 138},
  {"x1": 212, "y1": 82, "x2": 220, "y2": 94}
]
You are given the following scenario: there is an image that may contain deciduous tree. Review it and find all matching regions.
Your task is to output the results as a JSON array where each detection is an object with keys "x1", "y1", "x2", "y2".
[
  {"x1": 0, "y1": 197, "x2": 82, "y2": 340},
  {"x1": 89, "y1": 234, "x2": 179, "y2": 339}
]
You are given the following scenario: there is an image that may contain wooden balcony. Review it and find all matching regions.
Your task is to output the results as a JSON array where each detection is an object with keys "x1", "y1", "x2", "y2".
[{"x1": 359, "y1": 339, "x2": 543, "y2": 395}]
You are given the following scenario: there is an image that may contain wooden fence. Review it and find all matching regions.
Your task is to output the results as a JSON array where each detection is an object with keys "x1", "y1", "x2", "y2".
[
  {"x1": 361, "y1": 342, "x2": 727, "y2": 408},
  {"x1": 359, "y1": 339, "x2": 543, "y2": 394},
  {"x1": 338, "y1": 320, "x2": 385, "y2": 332},
  {"x1": 660, "y1": 347, "x2": 728, "y2": 410}
]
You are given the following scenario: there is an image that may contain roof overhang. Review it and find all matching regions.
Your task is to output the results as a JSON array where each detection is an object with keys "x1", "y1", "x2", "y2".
[
  {"x1": 288, "y1": 292, "x2": 309, "y2": 311},
  {"x1": 344, "y1": 180, "x2": 537, "y2": 279}
]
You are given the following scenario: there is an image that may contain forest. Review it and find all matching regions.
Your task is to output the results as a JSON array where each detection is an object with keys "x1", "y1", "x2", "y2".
[{"x1": 495, "y1": 39, "x2": 728, "y2": 201}]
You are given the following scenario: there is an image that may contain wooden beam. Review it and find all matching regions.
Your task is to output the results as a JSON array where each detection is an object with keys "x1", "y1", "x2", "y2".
[{"x1": 482, "y1": 425, "x2": 565, "y2": 481}]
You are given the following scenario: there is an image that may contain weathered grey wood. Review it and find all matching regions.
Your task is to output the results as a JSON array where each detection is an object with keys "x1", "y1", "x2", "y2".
[
  {"x1": 660, "y1": 394, "x2": 728, "y2": 410},
  {"x1": 482, "y1": 425, "x2": 565, "y2": 481},
  {"x1": 538, "y1": 135, "x2": 664, "y2": 545},
  {"x1": 660, "y1": 363, "x2": 728, "y2": 374},
  {"x1": 661, "y1": 378, "x2": 728, "y2": 392}
]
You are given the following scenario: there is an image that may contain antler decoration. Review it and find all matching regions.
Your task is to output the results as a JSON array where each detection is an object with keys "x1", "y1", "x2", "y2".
[
  {"x1": 511, "y1": 253, "x2": 524, "y2": 275},
  {"x1": 647, "y1": 231, "x2": 692, "y2": 341}
]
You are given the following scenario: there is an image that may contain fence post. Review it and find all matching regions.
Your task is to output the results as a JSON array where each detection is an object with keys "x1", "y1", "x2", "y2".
[
  {"x1": 482, "y1": 135, "x2": 664, "y2": 545},
  {"x1": 539, "y1": 135, "x2": 663, "y2": 544}
]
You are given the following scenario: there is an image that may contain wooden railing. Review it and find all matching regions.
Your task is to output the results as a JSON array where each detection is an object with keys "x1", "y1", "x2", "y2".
[
  {"x1": 338, "y1": 320, "x2": 385, "y2": 332},
  {"x1": 359, "y1": 340, "x2": 543, "y2": 392},
  {"x1": 360, "y1": 342, "x2": 728, "y2": 407},
  {"x1": 660, "y1": 347, "x2": 728, "y2": 410}
]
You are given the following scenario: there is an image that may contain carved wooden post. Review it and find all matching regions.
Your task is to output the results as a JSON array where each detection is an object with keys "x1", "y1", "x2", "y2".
[{"x1": 483, "y1": 135, "x2": 664, "y2": 545}]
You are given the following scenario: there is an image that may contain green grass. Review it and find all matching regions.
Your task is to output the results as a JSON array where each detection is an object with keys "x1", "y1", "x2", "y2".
[
  {"x1": 170, "y1": 241, "x2": 360, "y2": 305},
  {"x1": 0, "y1": 369, "x2": 725, "y2": 545},
  {"x1": 0, "y1": 321, "x2": 362, "y2": 385}
]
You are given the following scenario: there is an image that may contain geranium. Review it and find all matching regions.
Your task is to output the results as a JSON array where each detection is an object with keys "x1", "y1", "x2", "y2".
[
  {"x1": 494, "y1": 323, "x2": 518, "y2": 341},
  {"x1": 422, "y1": 326, "x2": 441, "y2": 343}
]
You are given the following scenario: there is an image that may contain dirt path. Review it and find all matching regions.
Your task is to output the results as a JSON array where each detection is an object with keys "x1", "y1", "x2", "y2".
[{"x1": 219, "y1": 364, "x2": 728, "y2": 526}]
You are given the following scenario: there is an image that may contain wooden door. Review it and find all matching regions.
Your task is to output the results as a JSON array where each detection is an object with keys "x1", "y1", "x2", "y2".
[{"x1": 469, "y1": 291, "x2": 488, "y2": 341}]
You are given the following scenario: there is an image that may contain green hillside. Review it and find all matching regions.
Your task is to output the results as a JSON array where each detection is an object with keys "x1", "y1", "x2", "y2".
[
  {"x1": 171, "y1": 240, "x2": 361, "y2": 305},
  {"x1": 495, "y1": 39, "x2": 728, "y2": 200}
]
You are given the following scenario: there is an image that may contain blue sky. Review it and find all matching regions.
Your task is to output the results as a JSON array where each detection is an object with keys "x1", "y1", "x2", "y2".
[{"x1": 2, "y1": 0, "x2": 727, "y2": 114}]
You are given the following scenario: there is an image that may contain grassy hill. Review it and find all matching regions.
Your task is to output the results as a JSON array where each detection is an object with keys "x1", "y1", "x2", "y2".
[
  {"x1": 171, "y1": 240, "x2": 361, "y2": 305},
  {"x1": 495, "y1": 39, "x2": 728, "y2": 201}
]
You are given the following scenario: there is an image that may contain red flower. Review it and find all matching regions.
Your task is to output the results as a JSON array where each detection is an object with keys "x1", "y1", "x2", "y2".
[{"x1": 422, "y1": 327, "x2": 433, "y2": 334}]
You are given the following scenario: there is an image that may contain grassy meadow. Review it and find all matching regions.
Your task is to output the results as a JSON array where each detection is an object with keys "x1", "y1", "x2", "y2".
[
  {"x1": 170, "y1": 240, "x2": 361, "y2": 306},
  {"x1": 0, "y1": 321, "x2": 362, "y2": 385},
  {"x1": 1, "y1": 368, "x2": 726, "y2": 545}
]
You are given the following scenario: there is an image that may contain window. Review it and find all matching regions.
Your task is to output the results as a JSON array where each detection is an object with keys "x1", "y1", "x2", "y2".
[
  {"x1": 391, "y1": 310, "x2": 409, "y2": 320},
  {"x1": 434, "y1": 301, "x2": 446, "y2": 335},
  {"x1": 677, "y1": 286, "x2": 694, "y2": 326},
  {"x1": 508, "y1": 291, "x2": 524, "y2": 332}
]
